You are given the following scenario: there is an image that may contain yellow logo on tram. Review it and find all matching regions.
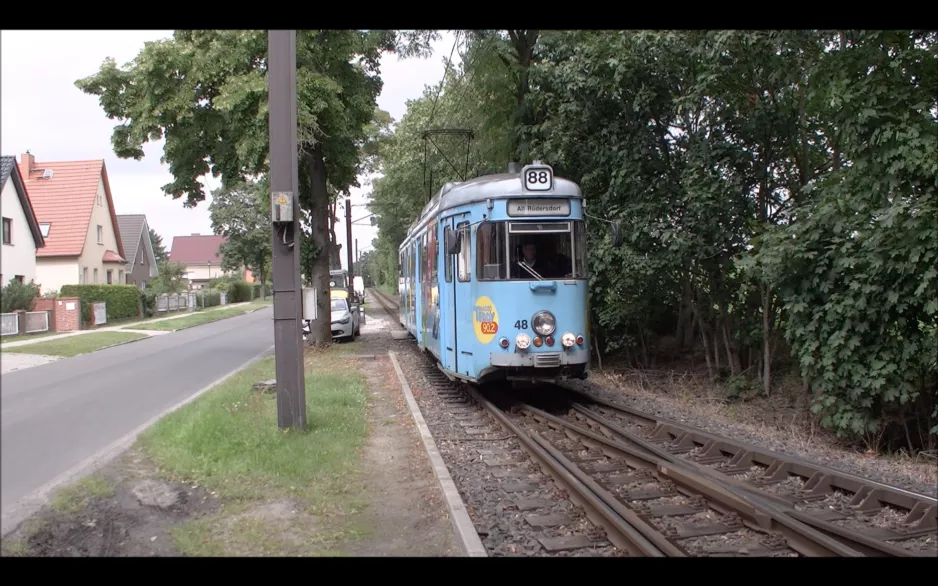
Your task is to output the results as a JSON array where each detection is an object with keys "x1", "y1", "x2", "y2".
[{"x1": 472, "y1": 296, "x2": 499, "y2": 344}]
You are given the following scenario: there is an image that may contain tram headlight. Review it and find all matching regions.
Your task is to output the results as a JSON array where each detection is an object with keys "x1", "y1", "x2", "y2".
[
  {"x1": 561, "y1": 332, "x2": 576, "y2": 348},
  {"x1": 532, "y1": 311, "x2": 556, "y2": 336},
  {"x1": 515, "y1": 333, "x2": 531, "y2": 350}
]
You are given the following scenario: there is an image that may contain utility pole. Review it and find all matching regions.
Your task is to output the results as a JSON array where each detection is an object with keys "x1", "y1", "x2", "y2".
[
  {"x1": 345, "y1": 198, "x2": 354, "y2": 300},
  {"x1": 268, "y1": 29, "x2": 306, "y2": 431},
  {"x1": 354, "y1": 238, "x2": 358, "y2": 275}
]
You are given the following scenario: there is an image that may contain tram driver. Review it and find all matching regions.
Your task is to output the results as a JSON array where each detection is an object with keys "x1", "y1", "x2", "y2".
[{"x1": 512, "y1": 241, "x2": 558, "y2": 279}]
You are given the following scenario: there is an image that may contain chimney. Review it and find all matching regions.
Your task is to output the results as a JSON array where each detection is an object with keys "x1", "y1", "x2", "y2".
[
  {"x1": 21, "y1": 151, "x2": 34, "y2": 175},
  {"x1": 191, "y1": 233, "x2": 200, "y2": 236}
]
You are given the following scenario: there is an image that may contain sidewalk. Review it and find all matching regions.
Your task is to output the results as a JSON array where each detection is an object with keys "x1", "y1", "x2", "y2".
[{"x1": 0, "y1": 302, "x2": 256, "y2": 349}]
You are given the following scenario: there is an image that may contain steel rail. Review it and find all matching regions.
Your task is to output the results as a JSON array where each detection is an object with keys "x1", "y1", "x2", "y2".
[{"x1": 519, "y1": 404, "x2": 869, "y2": 557}]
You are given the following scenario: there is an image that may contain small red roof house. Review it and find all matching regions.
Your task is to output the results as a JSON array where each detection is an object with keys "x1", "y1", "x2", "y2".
[
  {"x1": 17, "y1": 152, "x2": 127, "y2": 294},
  {"x1": 168, "y1": 233, "x2": 252, "y2": 289}
]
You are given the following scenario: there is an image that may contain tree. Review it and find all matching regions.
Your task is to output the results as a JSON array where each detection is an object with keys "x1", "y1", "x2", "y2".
[
  {"x1": 369, "y1": 29, "x2": 938, "y2": 451},
  {"x1": 149, "y1": 228, "x2": 169, "y2": 264},
  {"x1": 75, "y1": 29, "x2": 437, "y2": 343},
  {"x1": 209, "y1": 177, "x2": 272, "y2": 297},
  {"x1": 1, "y1": 278, "x2": 40, "y2": 313},
  {"x1": 149, "y1": 262, "x2": 187, "y2": 294}
]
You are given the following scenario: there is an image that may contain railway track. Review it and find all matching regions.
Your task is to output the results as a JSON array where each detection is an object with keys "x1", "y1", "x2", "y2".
[{"x1": 368, "y1": 288, "x2": 938, "y2": 557}]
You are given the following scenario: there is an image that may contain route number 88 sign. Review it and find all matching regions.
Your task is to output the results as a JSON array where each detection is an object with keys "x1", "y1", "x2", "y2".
[{"x1": 522, "y1": 163, "x2": 553, "y2": 191}]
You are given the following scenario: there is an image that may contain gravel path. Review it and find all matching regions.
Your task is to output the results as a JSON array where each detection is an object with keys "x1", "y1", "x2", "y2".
[{"x1": 393, "y1": 347, "x2": 621, "y2": 557}]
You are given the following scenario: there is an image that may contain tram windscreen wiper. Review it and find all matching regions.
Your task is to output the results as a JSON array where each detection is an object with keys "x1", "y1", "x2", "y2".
[{"x1": 517, "y1": 261, "x2": 544, "y2": 281}]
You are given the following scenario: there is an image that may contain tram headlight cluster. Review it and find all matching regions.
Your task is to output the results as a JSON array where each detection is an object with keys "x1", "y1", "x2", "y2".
[
  {"x1": 561, "y1": 332, "x2": 576, "y2": 348},
  {"x1": 532, "y1": 311, "x2": 556, "y2": 336},
  {"x1": 515, "y1": 333, "x2": 531, "y2": 350}
]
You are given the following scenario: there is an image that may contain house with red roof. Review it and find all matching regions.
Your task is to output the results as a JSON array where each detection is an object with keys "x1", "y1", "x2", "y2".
[
  {"x1": 1, "y1": 156, "x2": 45, "y2": 287},
  {"x1": 168, "y1": 233, "x2": 252, "y2": 290},
  {"x1": 16, "y1": 152, "x2": 127, "y2": 294}
]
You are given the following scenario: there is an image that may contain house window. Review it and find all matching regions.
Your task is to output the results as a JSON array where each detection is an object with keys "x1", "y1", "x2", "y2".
[
  {"x1": 15, "y1": 275, "x2": 24, "y2": 283},
  {"x1": 107, "y1": 269, "x2": 113, "y2": 284},
  {"x1": 97, "y1": 225, "x2": 103, "y2": 244},
  {"x1": 94, "y1": 268, "x2": 99, "y2": 283},
  {"x1": 39, "y1": 223, "x2": 51, "y2": 237},
  {"x1": 2, "y1": 217, "x2": 11, "y2": 244}
]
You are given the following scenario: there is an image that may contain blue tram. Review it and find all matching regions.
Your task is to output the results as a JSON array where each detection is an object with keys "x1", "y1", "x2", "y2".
[{"x1": 398, "y1": 161, "x2": 590, "y2": 385}]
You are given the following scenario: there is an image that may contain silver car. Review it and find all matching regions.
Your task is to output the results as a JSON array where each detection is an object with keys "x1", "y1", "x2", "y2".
[
  {"x1": 301, "y1": 297, "x2": 360, "y2": 342},
  {"x1": 329, "y1": 297, "x2": 359, "y2": 340}
]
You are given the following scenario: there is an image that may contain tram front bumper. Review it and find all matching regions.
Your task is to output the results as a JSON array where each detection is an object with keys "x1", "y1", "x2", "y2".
[{"x1": 489, "y1": 348, "x2": 589, "y2": 368}]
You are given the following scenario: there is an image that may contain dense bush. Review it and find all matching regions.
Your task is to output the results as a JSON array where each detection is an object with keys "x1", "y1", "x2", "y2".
[
  {"x1": 1, "y1": 279, "x2": 40, "y2": 313},
  {"x1": 60, "y1": 284, "x2": 142, "y2": 323},
  {"x1": 200, "y1": 289, "x2": 221, "y2": 308},
  {"x1": 227, "y1": 280, "x2": 254, "y2": 303},
  {"x1": 140, "y1": 289, "x2": 160, "y2": 317}
]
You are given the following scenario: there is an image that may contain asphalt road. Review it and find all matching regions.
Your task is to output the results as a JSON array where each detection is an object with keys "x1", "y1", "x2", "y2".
[{"x1": 0, "y1": 305, "x2": 274, "y2": 527}]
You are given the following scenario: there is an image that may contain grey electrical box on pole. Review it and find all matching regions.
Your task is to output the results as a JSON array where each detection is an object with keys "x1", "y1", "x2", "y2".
[
  {"x1": 268, "y1": 29, "x2": 306, "y2": 431},
  {"x1": 271, "y1": 191, "x2": 294, "y2": 223}
]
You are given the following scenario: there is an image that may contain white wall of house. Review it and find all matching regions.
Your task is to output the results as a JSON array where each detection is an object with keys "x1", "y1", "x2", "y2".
[
  {"x1": 185, "y1": 264, "x2": 232, "y2": 281},
  {"x1": 35, "y1": 258, "x2": 79, "y2": 295},
  {"x1": 0, "y1": 177, "x2": 39, "y2": 287},
  {"x1": 78, "y1": 177, "x2": 126, "y2": 286}
]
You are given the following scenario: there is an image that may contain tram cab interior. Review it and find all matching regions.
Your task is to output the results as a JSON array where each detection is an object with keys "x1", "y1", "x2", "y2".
[{"x1": 477, "y1": 220, "x2": 587, "y2": 282}]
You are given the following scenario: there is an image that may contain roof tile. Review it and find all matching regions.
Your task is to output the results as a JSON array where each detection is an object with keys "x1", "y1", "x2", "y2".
[
  {"x1": 17, "y1": 157, "x2": 124, "y2": 258},
  {"x1": 168, "y1": 234, "x2": 227, "y2": 265}
]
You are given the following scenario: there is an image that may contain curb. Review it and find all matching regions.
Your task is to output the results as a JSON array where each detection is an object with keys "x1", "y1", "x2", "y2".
[
  {"x1": 387, "y1": 351, "x2": 488, "y2": 558},
  {"x1": 1, "y1": 344, "x2": 276, "y2": 538}
]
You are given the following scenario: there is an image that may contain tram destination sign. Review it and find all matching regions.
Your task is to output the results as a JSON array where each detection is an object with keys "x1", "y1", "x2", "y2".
[{"x1": 506, "y1": 199, "x2": 571, "y2": 217}]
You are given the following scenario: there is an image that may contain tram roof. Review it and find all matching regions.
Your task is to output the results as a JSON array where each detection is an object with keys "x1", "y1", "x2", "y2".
[{"x1": 403, "y1": 171, "x2": 582, "y2": 240}]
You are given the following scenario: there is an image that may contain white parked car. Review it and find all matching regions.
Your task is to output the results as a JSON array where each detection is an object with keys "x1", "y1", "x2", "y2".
[{"x1": 303, "y1": 296, "x2": 359, "y2": 342}]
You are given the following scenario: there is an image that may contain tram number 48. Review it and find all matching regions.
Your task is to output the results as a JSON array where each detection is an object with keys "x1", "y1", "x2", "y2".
[{"x1": 514, "y1": 320, "x2": 528, "y2": 330}]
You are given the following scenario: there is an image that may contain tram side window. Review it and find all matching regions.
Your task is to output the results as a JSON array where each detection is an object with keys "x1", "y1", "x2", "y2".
[
  {"x1": 476, "y1": 221, "x2": 506, "y2": 280},
  {"x1": 574, "y1": 221, "x2": 589, "y2": 278},
  {"x1": 457, "y1": 223, "x2": 471, "y2": 282},
  {"x1": 443, "y1": 227, "x2": 453, "y2": 283},
  {"x1": 429, "y1": 222, "x2": 439, "y2": 284},
  {"x1": 420, "y1": 234, "x2": 427, "y2": 284}
]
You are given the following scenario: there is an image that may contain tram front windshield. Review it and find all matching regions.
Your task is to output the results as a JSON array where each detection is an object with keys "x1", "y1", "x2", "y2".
[
  {"x1": 330, "y1": 273, "x2": 348, "y2": 289},
  {"x1": 476, "y1": 221, "x2": 588, "y2": 281}
]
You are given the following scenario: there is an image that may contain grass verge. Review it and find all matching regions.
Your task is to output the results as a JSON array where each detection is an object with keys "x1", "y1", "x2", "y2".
[
  {"x1": 137, "y1": 345, "x2": 370, "y2": 555},
  {"x1": 129, "y1": 305, "x2": 264, "y2": 331},
  {"x1": 1, "y1": 331, "x2": 148, "y2": 357},
  {"x1": 0, "y1": 330, "x2": 61, "y2": 347},
  {"x1": 51, "y1": 476, "x2": 114, "y2": 513}
]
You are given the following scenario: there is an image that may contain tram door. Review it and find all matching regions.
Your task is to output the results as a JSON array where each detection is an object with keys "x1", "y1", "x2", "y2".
[
  {"x1": 453, "y1": 219, "x2": 472, "y2": 376},
  {"x1": 443, "y1": 222, "x2": 457, "y2": 371}
]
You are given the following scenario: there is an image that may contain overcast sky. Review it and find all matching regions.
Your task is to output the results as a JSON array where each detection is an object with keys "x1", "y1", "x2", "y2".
[{"x1": 1, "y1": 30, "x2": 458, "y2": 268}]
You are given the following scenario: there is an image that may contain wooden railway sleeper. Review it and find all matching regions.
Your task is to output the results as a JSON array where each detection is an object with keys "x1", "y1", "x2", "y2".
[{"x1": 533, "y1": 404, "x2": 868, "y2": 556}]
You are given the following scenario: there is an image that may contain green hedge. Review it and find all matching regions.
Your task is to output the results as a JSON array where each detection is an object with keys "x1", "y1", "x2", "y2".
[
  {"x1": 60, "y1": 284, "x2": 141, "y2": 324},
  {"x1": 200, "y1": 289, "x2": 221, "y2": 308},
  {"x1": 227, "y1": 281, "x2": 254, "y2": 303}
]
